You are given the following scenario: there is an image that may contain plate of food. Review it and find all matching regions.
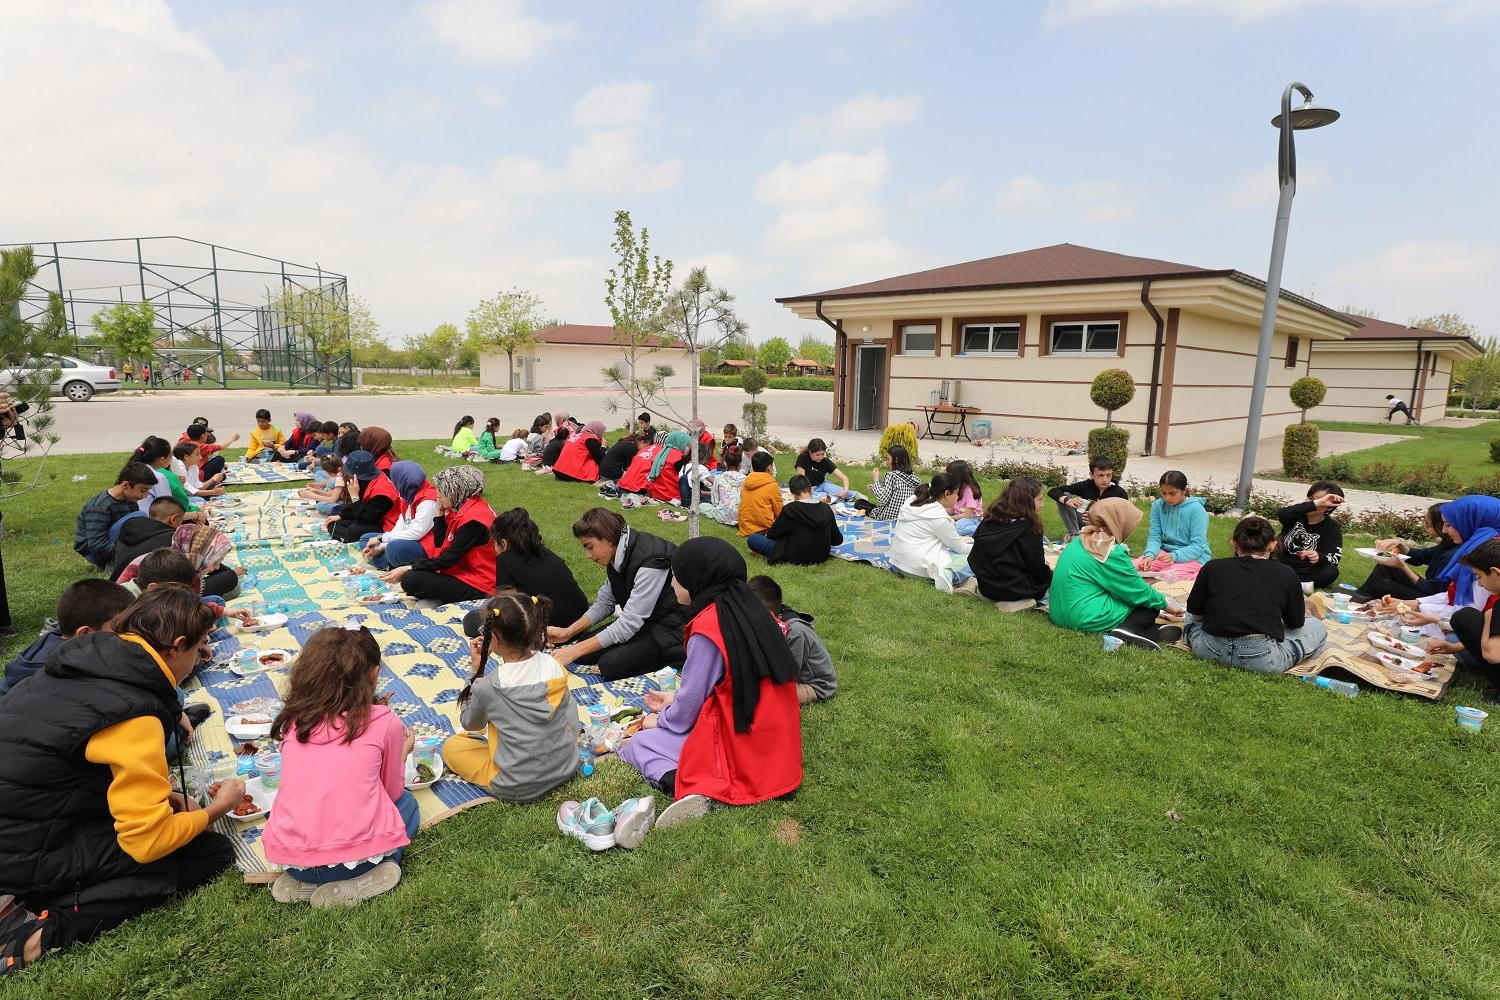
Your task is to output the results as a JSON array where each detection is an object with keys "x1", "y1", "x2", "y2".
[
  {"x1": 224, "y1": 713, "x2": 275, "y2": 740},
  {"x1": 358, "y1": 591, "x2": 404, "y2": 605},
  {"x1": 1356, "y1": 547, "x2": 1410, "y2": 561},
  {"x1": 224, "y1": 777, "x2": 277, "y2": 823},
  {"x1": 232, "y1": 649, "x2": 292, "y2": 676},
  {"x1": 1368, "y1": 631, "x2": 1425, "y2": 661},
  {"x1": 230, "y1": 696, "x2": 284, "y2": 718},
  {"x1": 333, "y1": 567, "x2": 368, "y2": 579},
  {"x1": 238, "y1": 613, "x2": 288, "y2": 633},
  {"x1": 214, "y1": 497, "x2": 243, "y2": 508},
  {"x1": 405, "y1": 754, "x2": 445, "y2": 790},
  {"x1": 304, "y1": 538, "x2": 340, "y2": 549}
]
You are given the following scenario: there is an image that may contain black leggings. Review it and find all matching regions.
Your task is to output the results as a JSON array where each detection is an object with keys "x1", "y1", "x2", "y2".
[
  {"x1": 33, "y1": 832, "x2": 234, "y2": 953},
  {"x1": 1449, "y1": 607, "x2": 1500, "y2": 686},
  {"x1": 399, "y1": 571, "x2": 485, "y2": 605},
  {"x1": 1115, "y1": 604, "x2": 1167, "y2": 645},
  {"x1": 1288, "y1": 561, "x2": 1340, "y2": 589},
  {"x1": 201, "y1": 454, "x2": 226, "y2": 480},
  {"x1": 203, "y1": 567, "x2": 239, "y2": 600},
  {"x1": 1356, "y1": 563, "x2": 1438, "y2": 601},
  {"x1": 573, "y1": 621, "x2": 686, "y2": 681},
  {"x1": 552, "y1": 471, "x2": 596, "y2": 484}
]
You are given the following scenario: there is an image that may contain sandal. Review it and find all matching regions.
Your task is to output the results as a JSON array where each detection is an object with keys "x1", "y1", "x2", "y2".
[{"x1": 0, "y1": 896, "x2": 42, "y2": 977}]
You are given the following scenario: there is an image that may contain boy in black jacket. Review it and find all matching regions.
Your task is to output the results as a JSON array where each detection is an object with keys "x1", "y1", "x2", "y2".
[
  {"x1": 1047, "y1": 456, "x2": 1128, "y2": 540},
  {"x1": 1276, "y1": 480, "x2": 1345, "y2": 590},
  {"x1": 746, "y1": 476, "x2": 843, "y2": 565}
]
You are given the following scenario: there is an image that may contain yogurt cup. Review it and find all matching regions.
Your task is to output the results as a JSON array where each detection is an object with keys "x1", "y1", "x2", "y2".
[
  {"x1": 1101, "y1": 635, "x2": 1124, "y2": 653},
  {"x1": 1455, "y1": 706, "x2": 1488, "y2": 733}
]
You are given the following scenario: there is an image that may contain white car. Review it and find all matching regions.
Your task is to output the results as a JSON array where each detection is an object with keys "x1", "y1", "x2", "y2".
[{"x1": 1, "y1": 355, "x2": 122, "y2": 402}]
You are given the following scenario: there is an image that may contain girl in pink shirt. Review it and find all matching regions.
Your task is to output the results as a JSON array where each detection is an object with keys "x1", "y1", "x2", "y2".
[
  {"x1": 946, "y1": 460, "x2": 985, "y2": 535},
  {"x1": 262, "y1": 626, "x2": 418, "y2": 908}
]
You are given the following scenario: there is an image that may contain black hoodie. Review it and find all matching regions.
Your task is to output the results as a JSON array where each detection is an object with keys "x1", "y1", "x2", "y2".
[
  {"x1": 111, "y1": 516, "x2": 177, "y2": 581},
  {"x1": 765, "y1": 500, "x2": 843, "y2": 565},
  {"x1": 968, "y1": 516, "x2": 1052, "y2": 602}
]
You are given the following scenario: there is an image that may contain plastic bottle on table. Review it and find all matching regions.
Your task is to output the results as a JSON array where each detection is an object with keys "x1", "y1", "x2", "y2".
[{"x1": 1301, "y1": 675, "x2": 1359, "y2": 698}]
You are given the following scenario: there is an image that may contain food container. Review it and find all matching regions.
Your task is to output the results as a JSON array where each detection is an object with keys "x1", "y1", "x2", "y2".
[
  {"x1": 1400, "y1": 625, "x2": 1422, "y2": 645},
  {"x1": 587, "y1": 704, "x2": 612, "y2": 729},
  {"x1": 1331, "y1": 593, "x2": 1351, "y2": 610},
  {"x1": 1101, "y1": 635, "x2": 1124, "y2": 653},
  {"x1": 1334, "y1": 610, "x2": 1352, "y2": 625},
  {"x1": 233, "y1": 648, "x2": 260, "y2": 673},
  {"x1": 1455, "y1": 706, "x2": 1488, "y2": 733},
  {"x1": 254, "y1": 749, "x2": 282, "y2": 789}
]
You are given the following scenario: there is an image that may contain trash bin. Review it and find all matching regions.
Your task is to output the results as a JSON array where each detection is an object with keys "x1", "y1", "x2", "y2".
[{"x1": 971, "y1": 418, "x2": 993, "y2": 439}]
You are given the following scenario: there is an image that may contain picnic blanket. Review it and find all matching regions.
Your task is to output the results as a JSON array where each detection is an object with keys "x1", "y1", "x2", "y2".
[
  {"x1": 828, "y1": 509, "x2": 975, "y2": 586},
  {"x1": 221, "y1": 461, "x2": 313, "y2": 486},
  {"x1": 185, "y1": 493, "x2": 667, "y2": 883}
]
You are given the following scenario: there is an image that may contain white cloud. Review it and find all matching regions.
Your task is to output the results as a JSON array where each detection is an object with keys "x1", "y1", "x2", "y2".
[
  {"x1": 756, "y1": 149, "x2": 888, "y2": 250},
  {"x1": 995, "y1": 174, "x2": 1137, "y2": 223},
  {"x1": 1218, "y1": 162, "x2": 1328, "y2": 209},
  {"x1": 1, "y1": 0, "x2": 217, "y2": 61},
  {"x1": 804, "y1": 237, "x2": 941, "y2": 287},
  {"x1": 704, "y1": 0, "x2": 910, "y2": 28},
  {"x1": 527, "y1": 256, "x2": 597, "y2": 277},
  {"x1": 417, "y1": 0, "x2": 576, "y2": 63},
  {"x1": 682, "y1": 253, "x2": 747, "y2": 285},
  {"x1": 476, "y1": 87, "x2": 507, "y2": 111},
  {"x1": 910, "y1": 177, "x2": 964, "y2": 205},
  {"x1": 1318, "y1": 241, "x2": 1500, "y2": 333},
  {"x1": 793, "y1": 93, "x2": 921, "y2": 142},
  {"x1": 564, "y1": 130, "x2": 681, "y2": 194},
  {"x1": 572, "y1": 80, "x2": 656, "y2": 128},
  {"x1": 1044, "y1": 0, "x2": 1498, "y2": 24}
]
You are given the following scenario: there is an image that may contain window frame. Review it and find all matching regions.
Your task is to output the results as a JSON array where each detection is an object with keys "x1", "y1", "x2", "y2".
[
  {"x1": 953, "y1": 315, "x2": 1027, "y2": 358},
  {"x1": 1285, "y1": 336, "x2": 1299, "y2": 368},
  {"x1": 1045, "y1": 319, "x2": 1121, "y2": 357},
  {"x1": 896, "y1": 319, "x2": 941, "y2": 357}
]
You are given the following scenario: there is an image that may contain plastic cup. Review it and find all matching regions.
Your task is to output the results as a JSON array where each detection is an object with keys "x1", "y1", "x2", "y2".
[
  {"x1": 1101, "y1": 635, "x2": 1124, "y2": 653},
  {"x1": 255, "y1": 749, "x2": 282, "y2": 789},
  {"x1": 1400, "y1": 625, "x2": 1422, "y2": 645},
  {"x1": 234, "y1": 648, "x2": 259, "y2": 672},
  {"x1": 1301, "y1": 582, "x2": 1314, "y2": 596},
  {"x1": 1332, "y1": 593, "x2": 1351, "y2": 610},
  {"x1": 1455, "y1": 706, "x2": 1488, "y2": 733},
  {"x1": 588, "y1": 704, "x2": 611, "y2": 729}
]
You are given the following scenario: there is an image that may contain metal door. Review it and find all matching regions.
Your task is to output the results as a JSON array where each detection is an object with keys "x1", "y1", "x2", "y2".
[{"x1": 854, "y1": 346, "x2": 885, "y2": 430}]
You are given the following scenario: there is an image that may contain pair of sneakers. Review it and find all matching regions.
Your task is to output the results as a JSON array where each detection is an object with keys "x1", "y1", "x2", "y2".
[
  {"x1": 557, "y1": 796, "x2": 656, "y2": 850},
  {"x1": 269, "y1": 861, "x2": 402, "y2": 908},
  {"x1": 1107, "y1": 624, "x2": 1184, "y2": 652}
]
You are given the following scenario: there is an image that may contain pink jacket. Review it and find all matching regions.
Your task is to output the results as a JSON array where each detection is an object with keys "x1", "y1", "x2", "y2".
[{"x1": 261, "y1": 706, "x2": 409, "y2": 869}]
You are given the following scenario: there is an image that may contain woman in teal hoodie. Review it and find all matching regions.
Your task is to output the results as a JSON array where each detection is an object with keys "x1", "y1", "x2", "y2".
[
  {"x1": 1136, "y1": 471, "x2": 1212, "y2": 581},
  {"x1": 1050, "y1": 498, "x2": 1184, "y2": 651}
]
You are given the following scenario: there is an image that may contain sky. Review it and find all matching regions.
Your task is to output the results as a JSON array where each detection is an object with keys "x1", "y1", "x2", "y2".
[{"x1": 3, "y1": 0, "x2": 1499, "y2": 346}]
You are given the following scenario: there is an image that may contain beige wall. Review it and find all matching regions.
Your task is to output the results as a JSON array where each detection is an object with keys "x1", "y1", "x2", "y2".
[
  {"x1": 480, "y1": 344, "x2": 689, "y2": 390},
  {"x1": 1307, "y1": 345, "x2": 1455, "y2": 424}
]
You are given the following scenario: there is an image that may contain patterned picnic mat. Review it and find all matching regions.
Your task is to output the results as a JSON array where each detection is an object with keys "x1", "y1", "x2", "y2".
[
  {"x1": 829, "y1": 510, "x2": 975, "y2": 586},
  {"x1": 221, "y1": 461, "x2": 313, "y2": 486},
  {"x1": 184, "y1": 492, "x2": 666, "y2": 883}
]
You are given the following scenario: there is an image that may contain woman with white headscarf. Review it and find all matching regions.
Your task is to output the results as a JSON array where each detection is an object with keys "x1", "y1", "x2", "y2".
[{"x1": 380, "y1": 465, "x2": 497, "y2": 605}]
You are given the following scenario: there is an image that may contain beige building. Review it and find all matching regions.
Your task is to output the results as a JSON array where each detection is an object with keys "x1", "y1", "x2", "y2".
[
  {"x1": 477, "y1": 324, "x2": 688, "y2": 391},
  {"x1": 1307, "y1": 316, "x2": 1467, "y2": 424},
  {"x1": 776, "y1": 244, "x2": 1480, "y2": 456}
]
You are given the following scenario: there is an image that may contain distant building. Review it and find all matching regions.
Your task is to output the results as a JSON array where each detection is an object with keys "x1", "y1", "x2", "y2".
[
  {"x1": 478, "y1": 324, "x2": 688, "y2": 391},
  {"x1": 715, "y1": 359, "x2": 754, "y2": 375}
]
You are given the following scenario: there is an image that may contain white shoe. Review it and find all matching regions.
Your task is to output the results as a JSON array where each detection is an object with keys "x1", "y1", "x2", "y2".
[
  {"x1": 270, "y1": 873, "x2": 318, "y2": 904},
  {"x1": 613, "y1": 796, "x2": 657, "y2": 849},
  {"x1": 308, "y1": 861, "x2": 402, "y2": 908},
  {"x1": 557, "y1": 798, "x2": 616, "y2": 850},
  {"x1": 656, "y1": 793, "x2": 715, "y2": 829}
]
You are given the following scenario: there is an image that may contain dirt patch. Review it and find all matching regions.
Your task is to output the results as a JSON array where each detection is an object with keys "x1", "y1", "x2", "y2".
[{"x1": 774, "y1": 819, "x2": 803, "y2": 844}]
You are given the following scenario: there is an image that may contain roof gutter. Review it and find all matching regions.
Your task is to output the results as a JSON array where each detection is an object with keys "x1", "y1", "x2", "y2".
[
  {"x1": 1410, "y1": 337, "x2": 1427, "y2": 409},
  {"x1": 1140, "y1": 279, "x2": 1165, "y2": 456},
  {"x1": 814, "y1": 299, "x2": 847, "y2": 430}
]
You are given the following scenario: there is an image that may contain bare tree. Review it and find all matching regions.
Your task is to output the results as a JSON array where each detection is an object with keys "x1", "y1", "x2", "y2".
[{"x1": 602, "y1": 210, "x2": 675, "y2": 417}]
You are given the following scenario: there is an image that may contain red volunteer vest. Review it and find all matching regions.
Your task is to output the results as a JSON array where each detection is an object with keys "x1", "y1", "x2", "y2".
[
  {"x1": 697, "y1": 431, "x2": 717, "y2": 470},
  {"x1": 361, "y1": 473, "x2": 402, "y2": 532},
  {"x1": 618, "y1": 444, "x2": 660, "y2": 493},
  {"x1": 437, "y1": 496, "x2": 497, "y2": 594},
  {"x1": 647, "y1": 448, "x2": 685, "y2": 503},
  {"x1": 552, "y1": 431, "x2": 601, "y2": 483},
  {"x1": 675, "y1": 603, "x2": 802, "y2": 806},
  {"x1": 401, "y1": 482, "x2": 442, "y2": 557}
]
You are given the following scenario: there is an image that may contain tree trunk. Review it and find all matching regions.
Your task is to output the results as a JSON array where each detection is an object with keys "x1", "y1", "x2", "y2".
[
  {"x1": 688, "y1": 348, "x2": 702, "y2": 539},
  {"x1": 506, "y1": 349, "x2": 515, "y2": 392}
]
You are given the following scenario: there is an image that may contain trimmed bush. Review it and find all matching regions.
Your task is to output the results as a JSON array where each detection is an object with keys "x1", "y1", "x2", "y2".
[
  {"x1": 1282, "y1": 423, "x2": 1320, "y2": 478},
  {"x1": 699, "y1": 373, "x2": 834, "y2": 391},
  {"x1": 1313, "y1": 454, "x2": 1357, "y2": 483},
  {"x1": 741, "y1": 401, "x2": 767, "y2": 440},
  {"x1": 1354, "y1": 460, "x2": 1400, "y2": 488},
  {"x1": 1086, "y1": 427, "x2": 1130, "y2": 478},
  {"x1": 1289, "y1": 376, "x2": 1327, "y2": 421},
  {"x1": 1490, "y1": 438, "x2": 1500, "y2": 464},
  {"x1": 1089, "y1": 369, "x2": 1135, "y2": 427},
  {"x1": 878, "y1": 422, "x2": 920, "y2": 464},
  {"x1": 740, "y1": 366, "x2": 768, "y2": 399},
  {"x1": 1397, "y1": 459, "x2": 1458, "y2": 497}
]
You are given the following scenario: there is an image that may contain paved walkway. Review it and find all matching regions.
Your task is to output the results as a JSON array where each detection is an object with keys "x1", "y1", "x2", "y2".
[{"x1": 36, "y1": 386, "x2": 1447, "y2": 514}]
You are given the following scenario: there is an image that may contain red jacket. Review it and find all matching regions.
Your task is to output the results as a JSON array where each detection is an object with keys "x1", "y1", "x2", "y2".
[
  {"x1": 618, "y1": 444, "x2": 660, "y2": 494},
  {"x1": 435, "y1": 496, "x2": 497, "y2": 595},
  {"x1": 361, "y1": 474, "x2": 402, "y2": 532},
  {"x1": 647, "y1": 449, "x2": 685, "y2": 503},
  {"x1": 552, "y1": 431, "x2": 601, "y2": 483},
  {"x1": 675, "y1": 603, "x2": 802, "y2": 805}
]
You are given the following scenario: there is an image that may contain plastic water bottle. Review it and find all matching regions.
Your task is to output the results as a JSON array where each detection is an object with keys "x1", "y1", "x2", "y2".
[
  {"x1": 1301, "y1": 675, "x2": 1359, "y2": 698},
  {"x1": 577, "y1": 746, "x2": 594, "y2": 777}
]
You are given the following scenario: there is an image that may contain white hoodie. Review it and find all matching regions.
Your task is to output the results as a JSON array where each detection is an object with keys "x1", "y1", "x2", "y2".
[{"x1": 890, "y1": 497, "x2": 973, "y2": 593}]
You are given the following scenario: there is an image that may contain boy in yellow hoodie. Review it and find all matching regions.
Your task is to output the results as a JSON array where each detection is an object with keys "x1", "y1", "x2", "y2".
[
  {"x1": 244, "y1": 408, "x2": 285, "y2": 463},
  {"x1": 737, "y1": 451, "x2": 783, "y2": 537}
]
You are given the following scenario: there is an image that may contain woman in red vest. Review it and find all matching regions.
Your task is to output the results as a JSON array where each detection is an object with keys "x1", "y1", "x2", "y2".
[
  {"x1": 552, "y1": 420, "x2": 607, "y2": 484},
  {"x1": 325, "y1": 451, "x2": 400, "y2": 543},
  {"x1": 381, "y1": 465, "x2": 496, "y2": 605},
  {"x1": 618, "y1": 536, "x2": 802, "y2": 828},
  {"x1": 357, "y1": 427, "x2": 398, "y2": 472},
  {"x1": 617, "y1": 433, "x2": 665, "y2": 495}
]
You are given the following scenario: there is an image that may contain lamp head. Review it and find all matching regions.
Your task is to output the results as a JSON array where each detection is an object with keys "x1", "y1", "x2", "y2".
[{"x1": 1273, "y1": 101, "x2": 1340, "y2": 130}]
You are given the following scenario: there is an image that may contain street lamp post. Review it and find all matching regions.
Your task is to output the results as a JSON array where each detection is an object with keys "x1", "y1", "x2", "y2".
[{"x1": 1234, "y1": 82, "x2": 1340, "y2": 511}]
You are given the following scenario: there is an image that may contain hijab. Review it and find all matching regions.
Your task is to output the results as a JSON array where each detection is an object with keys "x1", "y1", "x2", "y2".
[
  {"x1": 434, "y1": 465, "x2": 485, "y2": 508},
  {"x1": 342, "y1": 450, "x2": 378, "y2": 483},
  {"x1": 549, "y1": 411, "x2": 570, "y2": 440},
  {"x1": 172, "y1": 522, "x2": 233, "y2": 573},
  {"x1": 584, "y1": 420, "x2": 606, "y2": 439},
  {"x1": 1078, "y1": 497, "x2": 1141, "y2": 563},
  {"x1": 650, "y1": 429, "x2": 694, "y2": 479},
  {"x1": 670, "y1": 537, "x2": 797, "y2": 733},
  {"x1": 293, "y1": 410, "x2": 318, "y2": 434},
  {"x1": 1436, "y1": 495, "x2": 1500, "y2": 600},
  {"x1": 357, "y1": 426, "x2": 396, "y2": 461},
  {"x1": 388, "y1": 460, "x2": 428, "y2": 505}
]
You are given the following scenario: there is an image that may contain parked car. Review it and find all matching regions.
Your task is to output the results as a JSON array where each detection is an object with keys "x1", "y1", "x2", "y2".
[{"x1": 0, "y1": 355, "x2": 122, "y2": 402}]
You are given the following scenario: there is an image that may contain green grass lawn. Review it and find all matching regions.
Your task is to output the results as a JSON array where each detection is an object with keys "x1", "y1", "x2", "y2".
[
  {"x1": 3, "y1": 444, "x2": 1499, "y2": 998},
  {"x1": 1311, "y1": 418, "x2": 1500, "y2": 496}
]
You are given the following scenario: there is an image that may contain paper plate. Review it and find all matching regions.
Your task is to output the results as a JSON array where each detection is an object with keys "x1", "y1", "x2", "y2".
[
  {"x1": 238, "y1": 613, "x2": 288, "y2": 633},
  {"x1": 333, "y1": 568, "x2": 368, "y2": 579},
  {"x1": 233, "y1": 649, "x2": 292, "y2": 676},
  {"x1": 405, "y1": 753, "x2": 446, "y2": 790},
  {"x1": 1368, "y1": 631, "x2": 1425, "y2": 661},
  {"x1": 227, "y1": 776, "x2": 278, "y2": 822},
  {"x1": 304, "y1": 539, "x2": 340, "y2": 549},
  {"x1": 224, "y1": 714, "x2": 275, "y2": 740},
  {"x1": 359, "y1": 591, "x2": 404, "y2": 605},
  {"x1": 1356, "y1": 547, "x2": 1410, "y2": 561}
]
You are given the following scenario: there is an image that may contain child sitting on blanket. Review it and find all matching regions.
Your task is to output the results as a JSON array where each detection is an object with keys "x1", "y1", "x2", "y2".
[
  {"x1": 748, "y1": 575, "x2": 837, "y2": 704},
  {"x1": 1047, "y1": 455, "x2": 1128, "y2": 541},
  {"x1": 262, "y1": 625, "x2": 419, "y2": 908},
  {"x1": 442, "y1": 590, "x2": 581, "y2": 803},
  {"x1": 747, "y1": 476, "x2": 842, "y2": 566},
  {"x1": 795, "y1": 438, "x2": 860, "y2": 503},
  {"x1": 1184, "y1": 515, "x2": 1327, "y2": 674},
  {"x1": 299, "y1": 454, "x2": 346, "y2": 514},
  {"x1": 1423, "y1": 538, "x2": 1500, "y2": 699},
  {"x1": 244, "y1": 408, "x2": 285, "y2": 463},
  {"x1": 1136, "y1": 471, "x2": 1212, "y2": 582},
  {"x1": 890, "y1": 473, "x2": 972, "y2": 592},
  {"x1": 946, "y1": 460, "x2": 984, "y2": 526},
  {"x1": 0, "y1": 578, "x2": 133, "y2": 696},
  {"x1": 1276, "y1": 481, "x2": 1345, "y2": 591}
]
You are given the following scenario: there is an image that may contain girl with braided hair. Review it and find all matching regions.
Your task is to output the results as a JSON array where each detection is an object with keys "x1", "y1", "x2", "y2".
[
  {"x1": 442, "y1": 589, "x2": 581, "y2": 803},
  {"x1": 380, "y1": 465, "x2": 497, "y2": 606}
]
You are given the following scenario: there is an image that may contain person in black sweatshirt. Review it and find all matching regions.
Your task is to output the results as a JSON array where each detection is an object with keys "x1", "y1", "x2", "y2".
[
  {"x1": 1184, "y1": 515, "x2": 1327, "y2": 673},
  {"x1": 966, "y1": 476, "x2": 1052, "y2": 607},
  {"x1": 460, "y1": 507, "x2": 590, "y2": 637},
  {"x1": 747, "y1": 475, "x2": 843, "y2": 565},
  {"x1": 598, "y1": 431, "x2": 643, "y2": 486},
  {"x1": 1275, "y1": 480, "x2": 1345, "y2": 590},
  {"x1": 109, "y1": 496, "x2": 185, "y2": 581},
  {"x1": 1353, "y1": 502, "x2": 1456, "y2": 601},
  {"x1": 1047, "y1": 455, "x2": 1128, "y2": 539}
]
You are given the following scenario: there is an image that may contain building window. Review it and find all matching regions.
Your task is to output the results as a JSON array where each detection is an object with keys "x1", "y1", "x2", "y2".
[
  {"x1": 960, "y1": 323, "x2": 1021, "y2": 356},
  {"x1": 898, "y1": 323, "x2": 937, "y2": 356},
  {"x1": 1048, "y1": 321, "x2": 1119, "y2": 356},
  {"x1": 1285, "y1": 337, "x2": 1299, "y2": 368}
]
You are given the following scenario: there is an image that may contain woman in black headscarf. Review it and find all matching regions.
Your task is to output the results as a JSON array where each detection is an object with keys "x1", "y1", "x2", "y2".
[{"x1": 619, "y1": 536, "x2": 802, "y2": 827}]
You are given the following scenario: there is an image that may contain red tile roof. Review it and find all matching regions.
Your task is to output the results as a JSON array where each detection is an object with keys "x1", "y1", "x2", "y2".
[
  {"x1": 1344, "y1": 314, "x2": 1469, "y2": 341},
  {"x1": 534, "y1": 324, "x2": 679, "y2": 348}
]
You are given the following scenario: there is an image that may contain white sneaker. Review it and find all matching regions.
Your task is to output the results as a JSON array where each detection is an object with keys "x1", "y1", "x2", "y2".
[
  {"x1": 308, "y1": 861, "x2": 402, "y2": 908},
  {"x1": 612, "y1": 796, "x2": 657, "y2": 849},
  {"x1": 557, "y1": 797, "x2": 616, "y2": 850},
  {"x1": 656, "y1": 793, "x2": 715, "y2": 829},
  {"x1": 270, "y1": 873, "x2": 318, "y2": 904}
]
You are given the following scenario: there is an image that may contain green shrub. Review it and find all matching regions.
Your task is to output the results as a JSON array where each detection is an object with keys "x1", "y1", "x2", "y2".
[
  {"x1": 977, "y1": 460, "x2": 1071, "y2": 489},
  {"x1": 741, "y1": 401, "x2": 767, "y2": 440},
  {"x1": 1466, "y1": 471, "x2": 1500, "y2": 496},
  {"x1": 740, "y1": 366, "x2": 768, "y2": 399},
  {"x1": 878, "y1": 422, "x2": 920, "y2": 464},
  {"x1": 1397, "y1": 459, "x2": 1458, "y2": 497},
  {"x1": 1354, "y1": 461, "x2": 1399, "y2": 488},
  {"x1": 1490, "y1": 439, "x2": 1500, "y2": 464},
  {"x1": 1282, "y1": 423, "x2": 1320, "y2": 478},
  {"x1": 699, "y1": 373, "x2": 833, "y2": 391},
  {"x1": 1314, "y1": 453, "x2": 1357, "y2": 482},
  {"x1": 1086, "y1": 427, "x2": 1130, "y2": 477},
  {"x1": 1089, "y1": 369, "x2": 1135, "y2": 427},
  {"x1": 1289, "y1": 376, "x2": 1327, "y2": 421}
]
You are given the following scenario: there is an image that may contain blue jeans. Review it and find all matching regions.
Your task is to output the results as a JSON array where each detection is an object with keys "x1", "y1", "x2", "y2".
[
  {"x1": 1184, "y1": 617, "x2": 1328, "y2": 674},
  {"x1": 251, "y1": 451, "x2": 275, "y2": 464},
  {"x1": 956, "y1": 517, "x2": 980, "y2": 537},
  {"x1": 315, "y1": 500, "x2": 344, "y2": 516},
  {"x1": 811, "y1": 480, "x2": 855, "y2": 501},
  {"x1": 679, "y1": 475, "x2": 710, "y2": 506},
  {"x1": 361, "y1": 533, "x2": 429, "y2": 571},
  {"x1": 287, "y1": 790, "x2": 420, "y2": 883},
  {"x1": 746, "y1": 532, "x2": 775, "y2": 555}
]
